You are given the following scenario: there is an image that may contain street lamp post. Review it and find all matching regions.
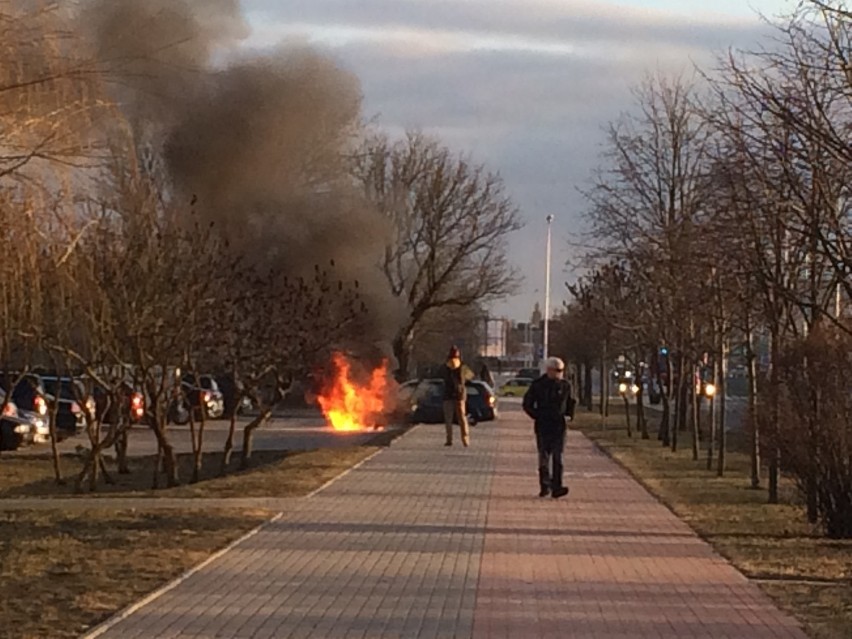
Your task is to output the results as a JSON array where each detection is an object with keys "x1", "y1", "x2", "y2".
[{"x1": 543, "y1": 214, "x2": 554, "y2": 363}]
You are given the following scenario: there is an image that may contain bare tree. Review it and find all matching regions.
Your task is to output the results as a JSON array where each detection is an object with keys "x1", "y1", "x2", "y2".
[{"x1": 355, "y1": 132, "x2": 522, "y2": 379}]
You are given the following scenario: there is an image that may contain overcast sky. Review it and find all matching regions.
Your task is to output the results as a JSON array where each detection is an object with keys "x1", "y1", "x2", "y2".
[{"x1": 241, "y1": 0, "x2": 791, "y2": 320}]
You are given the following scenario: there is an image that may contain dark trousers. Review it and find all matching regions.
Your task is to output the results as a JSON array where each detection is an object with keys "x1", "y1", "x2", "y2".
[{"x1": 536, "y1": 427, "x2": 566, "y2": 490}]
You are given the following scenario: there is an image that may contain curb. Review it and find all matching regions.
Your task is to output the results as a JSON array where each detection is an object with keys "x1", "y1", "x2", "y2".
[
  {"x1": 81, "y1": 427, "x2": 418, "y2": 638},
  {"x1": 81, "y1": 512, "x2": 283, "y2": 639}
]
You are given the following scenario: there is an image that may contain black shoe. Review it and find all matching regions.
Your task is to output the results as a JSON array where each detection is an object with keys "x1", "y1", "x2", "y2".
[
  {"x1": 552, "y1": 486, "x2": 569, "y2": 499},
  {"x1": 539, "y1": 487, "x2": 550, "y2": 498},
  {"x1": 445, "y1": 441, "x2": 452, "y2": 447}
]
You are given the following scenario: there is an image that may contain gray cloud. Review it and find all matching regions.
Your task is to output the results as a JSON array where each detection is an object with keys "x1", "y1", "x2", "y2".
[
  {"x1": 245, "y1": 0, "x2": 769, "y2": 52},
  {"x1": 240, "y1": 0, "x2": 774, "y2": 319}
]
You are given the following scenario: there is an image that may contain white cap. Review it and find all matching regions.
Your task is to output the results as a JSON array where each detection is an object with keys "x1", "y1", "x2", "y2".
[{"x1": 545, "y1": 357, "x2": 565, "y2": 371}]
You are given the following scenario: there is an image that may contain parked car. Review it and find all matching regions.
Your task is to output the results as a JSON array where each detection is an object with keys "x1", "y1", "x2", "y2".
[
  {"x1": 466, "y1": 380, "x2": 498, "y2": 422},
  {"x1": 0, "y1": 391, "x2": 34, "y2": 451},
  {"x1": 404, "y1": 379, "x2": 498, "y2": 425},
  {"x1": 41, "y1": 376, "x2": 89, "y2": 439},
  {"x1": 88, "y1": 379, "x2": 147, "y2": 426},
  {"x1": 0, "y1": 374, "x2": 49, "y2": 423},
  {"x1": 518, "y1": 368, "x2": 541, "y2": 381},
  {"x1": 181, "y1": 374, "x2": 225, "y2": 420},
  {"x1": 499, "y1": 377, "x2": 534, "y2": 397}
]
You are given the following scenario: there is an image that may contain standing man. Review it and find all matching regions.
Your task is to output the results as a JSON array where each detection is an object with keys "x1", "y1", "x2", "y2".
[
  {"x1": 523, "y1": 357, "x2": 575, "y2": 498},
  {"x1": 442, "y1": 346, "x2": 469, "y2": 447}
]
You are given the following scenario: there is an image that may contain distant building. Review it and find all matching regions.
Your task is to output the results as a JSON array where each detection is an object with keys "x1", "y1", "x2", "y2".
[
  {"x1": 531, "y1": 303, "x2": 542, "y2": 326},
  {"x1": 480, "y1": 318, "x2": 508, "y2": 359}
]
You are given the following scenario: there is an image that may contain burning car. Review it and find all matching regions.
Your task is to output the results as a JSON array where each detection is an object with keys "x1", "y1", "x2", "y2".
[{"x1": 317, "y1": 353, "x2": 392, "y2": 432}]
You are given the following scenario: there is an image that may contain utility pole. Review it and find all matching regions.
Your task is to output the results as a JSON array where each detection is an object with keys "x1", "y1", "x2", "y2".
[{"x1": 543, "y1": 214, "x2": 554, "y2": 362}]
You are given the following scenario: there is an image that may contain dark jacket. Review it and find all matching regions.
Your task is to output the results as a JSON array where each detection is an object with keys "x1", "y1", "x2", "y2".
[
  {"x1": 442, "y1": 365, "x2": 466, "y2": 401},
  {"x1": 523, "y1": 375, "x2": 575, "y2": 435}
]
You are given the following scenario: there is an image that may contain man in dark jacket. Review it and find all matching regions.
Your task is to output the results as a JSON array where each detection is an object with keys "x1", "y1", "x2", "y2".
[
  {"x1": 523, "y1": 357, "x2": 575, "y2": 498},
  {"x1": 442, "y1": 346, "x2": 469, "y2": 447}
]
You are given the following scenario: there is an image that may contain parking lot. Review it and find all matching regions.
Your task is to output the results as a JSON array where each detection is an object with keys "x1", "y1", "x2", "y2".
[{"x1": 9, "y1": 412, "x2": 379, "y2": 459}]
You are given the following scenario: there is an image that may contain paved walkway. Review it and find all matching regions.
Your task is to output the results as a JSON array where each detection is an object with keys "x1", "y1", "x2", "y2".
[{"x1": 85, "y1": 408, "x2": 808, "y2": 639}]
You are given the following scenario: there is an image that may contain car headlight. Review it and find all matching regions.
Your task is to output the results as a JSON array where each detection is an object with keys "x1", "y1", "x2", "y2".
[{"x1": 14, "y1": 424, "x2": 29, "y2": 434}]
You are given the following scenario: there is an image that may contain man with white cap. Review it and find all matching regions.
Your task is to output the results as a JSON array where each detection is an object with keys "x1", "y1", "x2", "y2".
[{"x1": 522, "y1": 356, "x2": 575, "y2": 498}]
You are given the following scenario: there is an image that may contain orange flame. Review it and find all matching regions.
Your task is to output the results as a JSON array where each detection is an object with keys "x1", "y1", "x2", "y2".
[{"x1": 318, "y1": 353, "x2": 389, "y2": 432}]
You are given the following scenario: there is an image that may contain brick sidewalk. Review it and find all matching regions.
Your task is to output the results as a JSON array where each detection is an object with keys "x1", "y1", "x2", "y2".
[
  {"x1": 472, "y1": 421, "x2": 807, "y2": 639},
  {"x1": 85, "y1": 410, "x2": 808, "y2": 639}
]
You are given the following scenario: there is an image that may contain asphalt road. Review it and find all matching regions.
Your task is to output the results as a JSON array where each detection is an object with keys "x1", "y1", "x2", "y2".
[{"x1": 12, "y1": 413, "x2": 384, "y2": 458}]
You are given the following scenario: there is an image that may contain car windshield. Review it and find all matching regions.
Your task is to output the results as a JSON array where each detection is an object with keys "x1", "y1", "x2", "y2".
[
  {"x1": 43, "y1": 379, "x2": 82, "y2": 400},
  {"x1": 416, "y1": 381, "x2": 443, "y2": 399}
]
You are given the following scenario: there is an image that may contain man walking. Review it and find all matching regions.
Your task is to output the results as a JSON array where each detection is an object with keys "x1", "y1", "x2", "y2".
[
  {"x1": 523, "y1": 357, "x2": 575, "y2": 498},
  {"x1": 442, "y1": 346, "x2": 469, "y2": 447}
]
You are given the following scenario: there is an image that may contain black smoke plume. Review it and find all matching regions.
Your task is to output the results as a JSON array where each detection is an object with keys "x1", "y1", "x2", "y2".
[{"x1": 80, "y1": 0, "x2": 400, "y2": 349}]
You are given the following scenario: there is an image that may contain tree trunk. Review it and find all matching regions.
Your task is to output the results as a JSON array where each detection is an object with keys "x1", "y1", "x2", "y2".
[
  {"x1": 623, "y1": 395, "x2": 632, "y2": 437},
  {"x1": 717, "y1": 335, "x2": 729, "y2": 477},
  {"x1": 746, "y1": 325, "x2": 761, "y2": 489},
  {"x1": 707, "y1": 358, "x2": 717, "y2": 471},
  {"x1": 637, "y1": 383, "x2": 649, "y2": 440},
  {"x1": 676, "y1": 351, "x2": 688, "y2": 434},
  {"x1": 691, "y1": 364, "x2": 700, "y2": 462},
  {"x1": 583, "y1": 360, "x2": 593, "y2": 410},
  {"x1": 98, "y1": 456, "x2": 115, "y2": 485},
  {"x1": 188, "y1": 404, "x2": 199, "y2": 483},
  {"x1": 149, "y1": 418, "x2": 179, "y2": 488},
  {"x1": 115, "y1": 424, "x2": 130, "y2": 474},
  {"x1": 673, "y1": 352, "x2": 687, "y2": 453},
  {"x1": 660, "y1": 398, "x2": 671, "y2": 446},
  {"x1": 195, "y1": 409, "x2": 206, "y2": 483},
  {"x1": 768, "y1": 324, "x2": 781, "y2": 504},
  {"x1": 48, "y1": 415, "x2": 63, "y2": 485},
  {"x1": 806, "y1": 369, "x2": 819, "y2": 524},
  {"x1": 600, "y1": 337, "x2": 609, "y2": 418},
  {"x1": 392, "y1": 331, "x2": 414, "y2": 382},
  {"x1": 240, "y1": 409, "x2": 272, "y2": 470},
  {"x1": 88, "y1": 419, "x2": 102, "y2": 492},
  {"x1": 160, "y1": 439, "x2": 179, "y2": 487},
  {"x1": 221, "y1": 407, "x2": 239, "y2": 475},
  {"x1": 152, "y1": 444, "x2": 162, "y2": 489}
]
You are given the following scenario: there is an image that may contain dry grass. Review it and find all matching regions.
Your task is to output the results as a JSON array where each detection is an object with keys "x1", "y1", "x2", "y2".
[
  {"x1": 575, "y1": 407, "x2": 852, "y2": 639},
  {"x1": 0, "y1": 427, "x2": 405, "y2": 499},
  {"x1": 0, "y1": 428, "x2": 403, "y2": 639},
  {"x1": 0, "y1": 509, "x2": 267, "y2": 639}
]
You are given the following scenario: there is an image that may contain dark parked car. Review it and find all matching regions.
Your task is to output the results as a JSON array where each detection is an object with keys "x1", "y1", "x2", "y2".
[
  {"x1": 0, "y1": 391, "x2": 34, "y2": 451},
  {"x1": 89, "y1": 379, "x2": 147, "y2": 426},
  {"x1": 0, "y1": 374, "x2": 48, "y2": 419},
  {"x1": 404, "y1": 379, "x2": 499, "y2": 425},
  {"x1": 518, "y1": 368, "x2": 542, "y2": 381},
  {"x1": 466, "y1": 380, "x2": 498, "y2": 422},
  {"x1": 180, "y1": 374, "x2": 225, "y2": 420},
  {"x1": 41, "y1": 376, "x2": 89, "y2": 439}
]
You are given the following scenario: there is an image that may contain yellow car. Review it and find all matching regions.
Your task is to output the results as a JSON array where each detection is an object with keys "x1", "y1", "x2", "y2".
[{"x1": 499, "y1": 377, "x2": 534, "y2": 397}]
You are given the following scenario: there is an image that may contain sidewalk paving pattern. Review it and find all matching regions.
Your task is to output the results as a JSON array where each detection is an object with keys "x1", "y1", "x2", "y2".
[{"x1": 85, "y1": 409, "x2": 809, "y2": 639}]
